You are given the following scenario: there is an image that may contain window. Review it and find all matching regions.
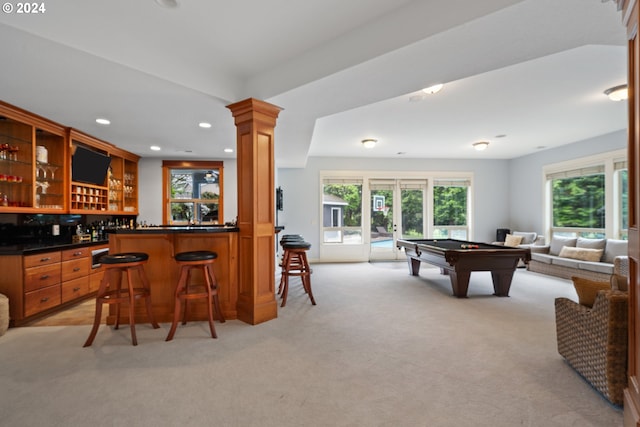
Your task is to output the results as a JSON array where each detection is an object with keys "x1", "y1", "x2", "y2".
[
  {"x1": 617, "y1": 161, "x2": 628, "y2": 240},
  {"x1": 433, "y1": 180, "x2": 469, "y2": 239},
  {"x1": 322, "y1": 179, "x2": 363, "y2": 244},
  {"x1": 551, "y1": 166, "x2": 605, "y2": 238},
  {"x1": 162, "y1": 161, "x2": 223, "y2": 225},
  {"x1": 544, "y1": 150, "x2": 627, "y2": 240}
]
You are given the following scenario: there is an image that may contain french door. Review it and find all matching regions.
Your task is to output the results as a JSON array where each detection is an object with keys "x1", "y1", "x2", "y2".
[{"x1": 369, "y1": 179, "x2": 427, "y2": 260}]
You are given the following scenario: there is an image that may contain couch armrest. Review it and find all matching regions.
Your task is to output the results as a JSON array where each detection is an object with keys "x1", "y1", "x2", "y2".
[
  {"x1": 555, "y1": 289, "x2": 628, "y2": 405},
  {"x1": 614, "y1": 256, "x2": 629, "y2": 277}
]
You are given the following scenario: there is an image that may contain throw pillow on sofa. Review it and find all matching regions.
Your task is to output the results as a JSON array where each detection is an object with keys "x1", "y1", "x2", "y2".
[
  {"x1": 571, "y1": 276, "x2": 611, "y2": 308},
  {"x1": 549, "y1": 236, "x2": 578, "y2": 256},
  {"x1": 512, "y1": 231, "x2": 537, "y2": 245},
  {"x1": 504, "y1": 234, "x2": 524, "y2": 247},
  {"x1": 558, "y1": 246, "x2": 604, "y2": 262}
]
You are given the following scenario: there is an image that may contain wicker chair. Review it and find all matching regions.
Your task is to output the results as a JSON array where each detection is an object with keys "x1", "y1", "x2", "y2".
[{"x1": 554, "y1": 256, "x2": 629, "y2": 406}]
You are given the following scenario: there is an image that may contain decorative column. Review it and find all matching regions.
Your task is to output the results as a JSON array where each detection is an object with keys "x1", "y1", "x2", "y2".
[{"x1": 227, "y1": 98, "x2": 282, "y2": 324}]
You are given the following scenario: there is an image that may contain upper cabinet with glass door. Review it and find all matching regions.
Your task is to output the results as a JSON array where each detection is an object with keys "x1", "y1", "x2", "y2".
[{"x1": 0, "y1": 101, "x2": 66, "y2": 213}]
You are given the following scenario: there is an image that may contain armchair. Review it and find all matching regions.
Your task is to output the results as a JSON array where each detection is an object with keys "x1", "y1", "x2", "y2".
[{"x1": 554, "y1": 256, "x2": 629, "y2": 406}]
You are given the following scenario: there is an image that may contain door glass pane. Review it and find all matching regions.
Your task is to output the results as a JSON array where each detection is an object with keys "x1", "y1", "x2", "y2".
[
  {"x1": 401, "y1": 188, "x2": 423, "y2": 238},
  {"x1": 371, "y1": 189, "x2": 393, "y2": 247}
]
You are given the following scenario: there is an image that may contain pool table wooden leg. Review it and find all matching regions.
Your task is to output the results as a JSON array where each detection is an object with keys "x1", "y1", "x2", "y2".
[
  {"x1": 490, "y1": 270, "x2": 515, "y2": 296},
  {"x1": 448, "y1": 270, "x2": 470, "y2": 298},
  {"x1": 407, "y1": 257, "x2": 421, "y2": 276}
]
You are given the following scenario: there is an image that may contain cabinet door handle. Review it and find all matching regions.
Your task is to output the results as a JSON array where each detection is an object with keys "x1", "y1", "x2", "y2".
[
  {"x1": 40, "y1": 297, "x2": 49, "y2": 303},
  {"x1": 73, "y1": 267, "x2": 80, "y2": 272},
  {"x1": 40, "y1": 274, "x2": 49, "y2": 280},
  {"x1": 73, "y1": 252, "x2": 82, "y2": 256},
  {"x1": 40, "y1": 257, "x2": 51, "y2": 262},
  {"x1": 73, "y1": 287, "x2": 80, "y2": 292}
]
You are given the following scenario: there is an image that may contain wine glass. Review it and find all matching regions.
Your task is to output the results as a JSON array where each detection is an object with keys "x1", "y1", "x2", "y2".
[{"x1": 45, "y1": 165, "x2": 58, "y2": 181}]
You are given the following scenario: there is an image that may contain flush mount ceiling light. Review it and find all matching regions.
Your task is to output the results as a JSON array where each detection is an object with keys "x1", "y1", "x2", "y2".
[
  {"x1": 155, "y1": 0, "x2": 179, "y2": 8},
  {"x1": 473, "y1": 141, "x2": 489, "y2": 151},
  {"x1": 198, "y1": 122, "x2": 212, "y2": 128},
  {"x1": 361, "y1": 138, "x2": 377, "y2": 148},
  {"x1": 604, "y1": 84, "x2": 628, "y2": 101},
  {"x1": 421, "y1": 84, "x2": 444, "y2": 95},
  {"x1": 95, "y1": 118, "x2": 110, "y2": 125},
  {"x1": 224, "y1": 148, "x2": 234, "y2": 153},
  {"x1": 150, "y1": 145, "x2": 161, "y2": 151}
]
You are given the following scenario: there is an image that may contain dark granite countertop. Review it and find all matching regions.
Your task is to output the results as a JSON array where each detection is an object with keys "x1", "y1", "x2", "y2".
[
  {"x1": 109, "y1": 225, "x2": 240, "y2": 234},
  {"x1": 0, "y1": 239, "x2": 110, "y2": 256}
]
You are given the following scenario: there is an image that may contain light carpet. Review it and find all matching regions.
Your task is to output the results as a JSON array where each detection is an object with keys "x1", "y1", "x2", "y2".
[{"x1": 0, "y1": 262, "x2": 623, "y2": 426}]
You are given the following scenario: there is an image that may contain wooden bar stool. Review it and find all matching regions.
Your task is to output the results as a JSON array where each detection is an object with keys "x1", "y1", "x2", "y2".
[
  {"x1": 166, "y1": 250, "x2": 226, "y2": 341},
  {"x1": 280, "y1": 240, "x2": 315, "y2": 307},
  {"x1": 278, "y1": 235, "x2": 304, "y2": 294},
  {"x1": 83, "y1": 252, "x2": 160, "y2": 347}
]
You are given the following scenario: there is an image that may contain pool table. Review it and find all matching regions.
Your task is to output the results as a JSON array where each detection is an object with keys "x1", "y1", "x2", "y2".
[{"x1": 396, "y1": 238, "x2": 531, "y2": 298}]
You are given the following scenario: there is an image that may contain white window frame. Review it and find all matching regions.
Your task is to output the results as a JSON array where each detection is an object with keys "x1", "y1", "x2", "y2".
[{"x1": 542, "y1": 149, "x2": 626, "y2": 241}]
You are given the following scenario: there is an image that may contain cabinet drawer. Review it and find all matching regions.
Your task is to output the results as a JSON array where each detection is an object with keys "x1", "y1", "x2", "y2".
[
  {"x1": 62, "y1": 258, "x2": 90, "y2": 281},
  {"x1": 24, "y1": 285, "x2": 61, "y2": 317},
  {"x1": 24, "y1": 251, "x2": 61, "y2": 268},
  {"x1": 24, "y1": 263, "x2": 61, "y2": 292},
  {"x1": 61, "y1": 276, "x2": 90, "y2": 303},
  {"x1": 62, "y1": 247, "x2": 90, "y2": 261}
]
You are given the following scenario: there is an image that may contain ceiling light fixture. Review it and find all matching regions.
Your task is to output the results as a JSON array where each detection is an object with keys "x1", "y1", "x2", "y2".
[
  {"x1": 224, "y1": 148, "x2": 234, "y2": 153},
  {"x1": 150, "y1": 145, "x2": 161, "y2": 151},
  {"x1": 154, "y1": 0, "x2": 179, "y2": 8},
  {"x1": 604, "y1": 84, "x2": 628, "y2": 101},
  {"x1": 473, "y1": 141, "x2": 489, "y2": 151},
  {"x1": 421, "y1": 84, "x2": 444, "y2": 95},
  {"x1": 361, "y1": 138, "x2": 377, "y2": 148},
  {"x1": 95, "y1": 118, "x2": 110, "y2": 125},
  {"x1": 198, "y1": 122, "x2": 212, "y2": 128}
]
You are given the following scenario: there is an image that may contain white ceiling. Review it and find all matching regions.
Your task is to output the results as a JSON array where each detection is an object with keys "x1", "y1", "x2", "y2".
[{"x1": 0, "y1": 0, "x2": 628, "y2": 167}]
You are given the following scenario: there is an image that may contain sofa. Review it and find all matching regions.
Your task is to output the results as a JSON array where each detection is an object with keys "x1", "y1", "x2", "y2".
[
  {"x1": 554, "y1": 256, "x2": 629, "y2": 406},
  {"x1": 492, "y1": 231, "x2": 545, "y2": 267},
  {"x1": 527, "y1": 236, "x2": 628, "y2": 282}
]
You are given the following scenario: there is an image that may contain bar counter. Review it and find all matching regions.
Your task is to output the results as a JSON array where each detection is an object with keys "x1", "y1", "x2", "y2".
[{"x1": 108, "y1": 226, "x2": 239, "y2": 324}]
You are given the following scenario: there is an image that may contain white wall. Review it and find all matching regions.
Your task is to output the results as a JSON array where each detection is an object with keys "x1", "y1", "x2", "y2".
[{"x1": 137, "y1": 158, "x2": 237, "y2": 226}]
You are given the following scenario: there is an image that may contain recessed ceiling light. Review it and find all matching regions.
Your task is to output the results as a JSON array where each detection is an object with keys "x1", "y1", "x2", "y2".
[
  {"x1": 198, "y1": 122, "x2": 212, "y2": 129},
  {"x1": 150, "y1": 145, "x2": 161, "y2": 151},
  {"x1": 421, "y1": 84, "x2": 444, "y2": 95},
  {"x1": 155, "y1": 0, "x2": 179, "y2": 8},
  {"x1": 95, "y1": 118, "x2": 110, "y2": 125},
  {"x1": 224, "y1": 148, "x2": 234, "y2": 153}
]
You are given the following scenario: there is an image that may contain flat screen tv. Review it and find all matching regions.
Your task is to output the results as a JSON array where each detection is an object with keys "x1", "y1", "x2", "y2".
[{"x1": 72, "y1": 145, "x2": 111, "y2": 186}]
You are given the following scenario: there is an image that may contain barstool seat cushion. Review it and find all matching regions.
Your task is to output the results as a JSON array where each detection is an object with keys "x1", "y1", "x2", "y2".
[
  {"x1": 281, "y1": 234, "x2": 303, "y2": 239},
  {"x1": 101, "y1": 252, "x2": 149, "y2": 264},
  {"x1": 282, "y1": 241, "x2": 311, "y2": 250},
  {"x1": 175, "y1": 251, "x2": 218, "y2": 262}
]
